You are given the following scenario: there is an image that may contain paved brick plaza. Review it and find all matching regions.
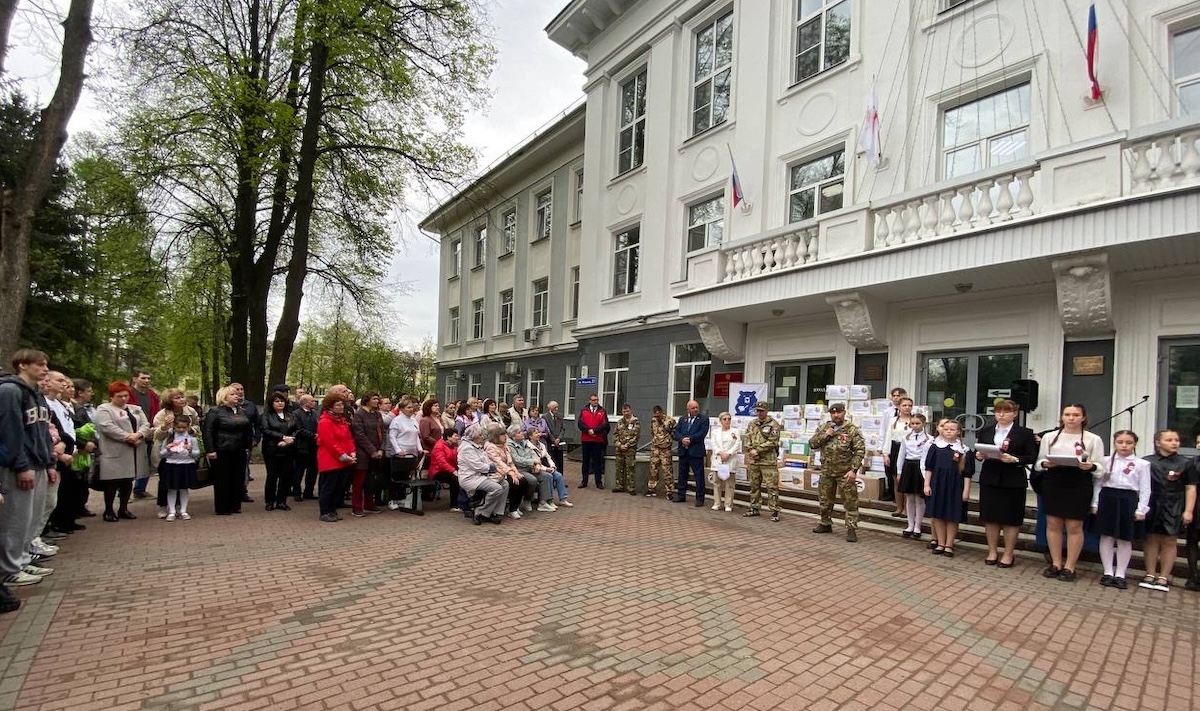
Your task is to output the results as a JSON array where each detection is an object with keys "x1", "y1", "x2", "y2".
[{"x1": 2, "y1": 463, "x2": 1197, "y2": 711}]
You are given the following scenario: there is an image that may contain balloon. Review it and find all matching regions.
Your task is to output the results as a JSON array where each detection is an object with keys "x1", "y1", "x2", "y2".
[{"x1": 943, "y1": 397, "x2": 955, "y2": 408}]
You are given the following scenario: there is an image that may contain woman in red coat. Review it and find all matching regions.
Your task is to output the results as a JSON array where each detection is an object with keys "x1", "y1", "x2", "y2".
[
  {"x1": 316, "y1": 394, "x2": 356, "y2": 522},
  {"x1": 428, "y1": 430, "x2": 461, "y2": 511}
]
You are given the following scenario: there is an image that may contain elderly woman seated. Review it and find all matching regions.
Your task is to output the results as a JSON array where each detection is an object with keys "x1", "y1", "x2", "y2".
[
  {"x1": 483, "y1": 424, "x2": 533, "y2": 519},
  {"x1": 507, "y1": 424, "x2": 556, "y2": 512},
  {"x1": 529, "y1": 428, "x2": 572, "y2": 508},
  {"x1": 457, "y1": 423, "x2": 509, "y2": 525}
]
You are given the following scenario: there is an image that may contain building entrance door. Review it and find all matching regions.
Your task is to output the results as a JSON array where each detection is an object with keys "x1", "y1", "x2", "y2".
[{"x1": 921, "y1": 349, "x2": 1027, "y2": 444}]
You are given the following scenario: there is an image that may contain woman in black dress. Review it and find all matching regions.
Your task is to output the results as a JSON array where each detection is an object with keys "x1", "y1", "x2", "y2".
[
  {"x1": 259, "y1": 391, "x2": 299, "y2": 511},
  {"x1": 203, "y1": 385, "x2": 254, "y2": 515},
  {"x1": 974, "y1": 399, "x2": 1038, "y2": 568},
  {"x1": 1034, "y1": 404, "x2": 1105, "y2": 582},
  {"x1": 1140, "y1": 430, "x2": 1197, "y2": 592}
]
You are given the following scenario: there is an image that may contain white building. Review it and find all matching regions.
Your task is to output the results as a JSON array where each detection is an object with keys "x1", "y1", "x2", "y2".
[{"x1": 428, "y1": 0, "x2": 1200, "y2": 446}]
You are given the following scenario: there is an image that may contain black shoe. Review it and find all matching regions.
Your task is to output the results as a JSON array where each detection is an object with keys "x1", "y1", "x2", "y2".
[
  {"x1": 1185, "y1": 578, "x2": 1200, "y2": 592},
  {"x1": 303, "y1": 492, "x2": 315, "y2": 500},
  {"x1": 1057, "y1": 568, "x2": 1077, "y2": 582},
  {"x1": 489, "y1": 515, "x2": 503, "y2": 525},
  {"x1": 578, "y1": 483, "x2": 588, "y2": 488},
  {"x1": 743, "y1": 509, "x2": 760, "y2": 518},
  {"x1": 673, "y1": 496, "x2": 687, "y2": 503},
  {"x1": 242, "y1": 495, "x2": 254, "y2": 503},
  {"x1": 771, "y1": 512, "x2": 780, "y2": 522},
  {"x1": 694, "y1": 501, "x2": 704, "y2": 507},
  {"x1": 265, "y1": 503, "x2": 276, "y2": 512},
  {"x1": 984, "y1": 557, "x2": 998, "y2": 566},
  {"x1": 629, "y1": 490, "x2": 637, "y2": 496},
  {"x1": 846, "y1": 529, "x2": 858, "y2": 543},
  {"x1": 595, "y1": 486, "x2": 605, "y2": 490},
  {"x1": 78, "y1": 509, "x2": 96, "y2": 518},
  {"x1": 0, "y1": 587, "x2": 20, "y2": 614},
  {"x1": 1042, "y1": 565, "x2": 1061, "y2": 578},
  {"x1": 277, "y1": 503, "x2": 291, "y2": 511},
  {"x1": 69, "y1": 523, "x2": 86, "y2": 531},
  {"x1": 1114, "y1": 577, "x2": 1129, "y2": 590},
  {"x1": 997, "y1": 559, "x2": 1014, "y2": 569},
  {"x1": 901, "y1": 531, "x2": 913, "y2": 539},
  {"x1": 1100, "y1": 575, "x2": 1114, "y2": 587},
  {"x1": 474, "y1": 514, "x2": 485, "y2": 526},
  {"x1": 117, "y1": 509, "x2": 137, "y2": 520},
  {"x1": 812, "y1": 523, "x2": 832, "y2": 533},
  {"x1": 612, "y1": 488, "x2": 626, "y2": 494},
  {"x1": 103, "y1": 511, "x2": 118, "y2": 522}
]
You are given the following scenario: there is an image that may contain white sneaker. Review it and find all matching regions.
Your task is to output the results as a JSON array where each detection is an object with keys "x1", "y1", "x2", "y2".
[
  {"x1": 157, "y1": 507, "x2": 168, "y2": 519},
  {"x1": 180, "y1": 513, "x2": 191, "y2": 520},
  {"x1": 519, "y1": 500, "x2": 533, "y2": 513},
  {"x1": 725, "y1": 506, "x2": 732, "y2": 512},
  {"x1": 558, "y1": 500, "x2": 573, "y2": 507},
  {"x1": 30, "y1": 538, "x2": 58, "y2": 556},
  {"x1": 537, "y1": 502, "x2": 556, "y2": 512},
  {"x1": 711, "y1": 504, "x2": 720, "y2": 510},
  {"x1": 165, "y1": 513, "x2": 176, "y2": 522},
  {"x1": 23, "y1": 564, "x2": 53, "y2": 577},
  {"x1": 509, "y1": 511, "x2": 522, "y2": 519},
  {"x1": 3, "y1": 571, "x2": 42, "y2": 586},
  {"x1": 387, "y1": 500, "x2": 401, "y2": 510}
]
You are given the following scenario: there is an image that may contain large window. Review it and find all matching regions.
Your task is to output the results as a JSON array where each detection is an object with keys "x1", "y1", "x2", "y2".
[
  {"x1": 692, "y1": 10, "x2": 734, "y2": 135},
  {"x1": 471, "y1": 298, "x2": 484, "y2": 340},
  {"x1": 1175, "y1": 26, "x2": 1200, "y2": 116},
  {"x1": 794, "y1": 0, "x2": 851, "y2": 85},
  {"x1": 502, "y1": 208, "x2": 517, "y2": 254},
  {"x1": 942, "y1": 83, "x2": 1031, "y2": 179},
  {"x1": 450, "y1": 239, "x2": 461, "y2": 277},
  {"x1": 566, "y1": 364, "x2": 580, "y2": 416},
  {"x1": 534, "y1": 190, "x2": 552, "y2": 242},
  {"x1": 497, "y1": 373, "x2": 513, "y2": 402},
  {"x1": 531, "y1": 278, "x2": 549, "y2": 328},
  {"x1": 618, "y1": 69, "x2": 647, "y2": 174},
  {"x1": 448, "y1": 306, "x2": 460, "y2": 344},
  {"x1": 687, "y1": 196, "x2": 725, "y2": 252},
  {"x1": 613, "y1": 226, "x2": 641, "y2": 296},
  {"x1": 444, "y1": 378, "x2": 458, "y2": 404},
  {"x1": 468, "y1": 373, "x2": 481, "y2": 399},
  {"x1": 498, "y1": 289, "x2": 514, "y2": 335},
  {"x1": 770, "y1": 360, "x2": 836, "y2": 409},
  {"x1": 528, "y1": 368, "x2": 545, "y2": 410},
  {"x1": 789, "y1": 150, "x2": 845, "y2": 223},
  {"x1": 671, "y1": 343, "x2": 713, "y2": 416},
  {"x1": 921, "y1": 349, "x2": 1027, "y2": 445},
  {"x1": 574, "y1": 169, "x2": 585, "y2": 222},
  {"x1": 1160, "y1": 339, "x2": 1200, "y2": 454},
  {"x1": 569, "y1": 266, "x2": 580, "y2": 320},
  {"x1": 473, "y1": 225, "x2": 486, "y2": 267},
  {"x1": 601, "y1": 352, "x2": 630, "y2": 414}
]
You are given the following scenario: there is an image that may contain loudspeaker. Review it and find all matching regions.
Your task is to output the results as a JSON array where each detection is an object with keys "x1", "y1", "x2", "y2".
[{"x1": 1011, "y1": 379, "x2": 1039, "y2": 413}]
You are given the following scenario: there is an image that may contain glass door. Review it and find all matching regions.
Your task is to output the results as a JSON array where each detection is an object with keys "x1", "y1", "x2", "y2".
[
  {"x1": 921, "y1": 349, "x2": 1027, "y2": 444},
  {"x1": 1161, "y1": 339, "x2": 1200, "y2": 455},
  {"x1": 770, "y1": 360, "x2": 836, "y2": 408}
]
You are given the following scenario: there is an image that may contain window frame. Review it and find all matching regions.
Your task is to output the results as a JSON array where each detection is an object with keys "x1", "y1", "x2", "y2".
[
  {"x1": 1172, "y1": 24, "x2": 1200, "y2": 117},
  {"x1": 787, "y1": 148, "x2": 846, "y2": 224},
  {"x1": 569, "y1": 266, "x2": 581, "y2": 320},
  {"x1": 601, "y1": 351, "x2": 630, "y2": 415},
  {"x1": 617, "y1": 68, "x2": 648, "y2": 175},
  {"x1": 686, "y1": 194, "x2": 726, "y2": 253},
  {"x1": 669, "y1": 342, "x2": 713, "y2": 418},
  {"x1": 468, "y1": 373, "x2": 482, "y2": 399},
  {"x1": 502, "y1": 207, "x2": 517, "y2": 254},
  {"x1": 444, "y1": 378, "x2": 458, "y2": 405},
  {"x1": 496, "y1": 373, "x2": 512, "y2": 402},
  {"x1": 792, "y1": 0, "x2": 853, "y2": 87},
  {"x1": 471, "y1": 298, "x2": 485, "y2": 340},
  {"x1": 534, "y1": 189, "x2": 552, "y2": 242},
  {"x1": 940, "y1": 81, "x2": 1032, "y2": 180},
  {"x1": 691, "y1": 9, "x2": 735, "y2": 137},
  {"x1": 498, "y1": 289, "x2": 514, "y2": 335},
  {"x1": 527, "y1": 368, "x2": 545, "y2": 410},
  {"x1": 565, "y1": 364, "x2": 580, "y2": 417},
  {"x1": 573, "y1": 168, "x2": 585, "y2": 223},
  {"x1": 448, "y1": 306, "x2": 460, "y2": 344},
  {"x1": 531, "y1": 277, "x2": 549, "y2": 328},
  {"x1": 612, "y1": 225, "x2": 641, "y2": 297},
  {"x1": 473, "y1": 224, "x2": 487, "y2": 268},
  {"x1": 450, "y1": 239, "x2": 461, "y2": 277}
]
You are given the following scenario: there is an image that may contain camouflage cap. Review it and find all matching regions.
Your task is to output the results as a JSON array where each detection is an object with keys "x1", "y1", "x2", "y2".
[
  {"x1": 754, "y1": 401, "x2": 770, "y2": 411},
  {"x1": 828, "y1": 402, "x2": 846, "y2": 413}
]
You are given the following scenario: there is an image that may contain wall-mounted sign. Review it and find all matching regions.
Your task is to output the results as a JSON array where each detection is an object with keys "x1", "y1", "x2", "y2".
[{"x1": 1072, "y1": 356, "x2": 1104, "y2": 376}]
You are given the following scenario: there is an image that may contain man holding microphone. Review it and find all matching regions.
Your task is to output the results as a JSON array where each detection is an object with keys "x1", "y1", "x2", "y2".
[{"x1": 808, "y1": 402, "x2": 867, "y2": 542}]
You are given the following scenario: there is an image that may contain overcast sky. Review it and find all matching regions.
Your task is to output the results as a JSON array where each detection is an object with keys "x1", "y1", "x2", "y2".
[{"x1": 7, "y1": 0, "x2": 586, "y2": 352}]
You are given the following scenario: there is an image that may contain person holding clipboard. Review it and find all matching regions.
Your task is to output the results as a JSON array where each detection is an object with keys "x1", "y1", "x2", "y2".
[
  {"x1": 1033, "y1": 404, "x2": 1106, "y2": 581},
  {"x1": 973, "y1": 399, "x2": 1038, "y2": 568}
]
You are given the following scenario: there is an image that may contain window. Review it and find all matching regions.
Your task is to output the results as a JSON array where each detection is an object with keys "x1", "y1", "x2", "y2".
[
  {"x1": 574, "y1": 169, "x2": 585, "y2": 222},
  {"x1": 1174, "y1": 26, "x2": 1200, "y2": 116},
  {"x1": 534, "y1": 190, "x2": 552, "y2": 242},
  {"x1": 444, "y1": 378, "x2": 458, "y2": 404},
  {"x1": 601, "y1": 352, "x2": 630, "y2": 414},
  {"x1": 566, "y1": 364, "x2": 580, "y2": 416},
  {"x1": 687, "y1": 196, "x2": 725, "y2": 252},
  {"x1": 497, "y1": 373, "x2": 512, "y2": 401},
  {"x1": 468, "y1": 373, "x2": 482, "y2": 399},
  {"x1": 794, "y1": 0, "x2": 851, "y2": 85},
  {"x1": 770, "y1": 360, "x2": 836, "y2": 409},
  {"x1": 691, "y1": 11, "x2": 734, "y2": 136},
  {"x1": 618, "y1": 69, "x2": 647, "y2": 174},
  {"x1": 1160, "y1": 339, "x2": 1200, "y2": 454},
  {"x1": 531, "y1": 278, "x2": 549, "y2": 328},
  {"x1": 692, "y1": 11, "x2": 734, "y2": 135},
  {"x1": 569, "y1": 266, "x2": 580, "y2": 320},
  {"x1": 502, "y1": 208, "x2": 517, "y2": 254},
  {"x1": 613, "y1": 226, "x2": 641, "y2": 296},
  {"x1": 921, "y1": 349, "x2": 1026, "y2": 445},
  {"x1": 450, "y1": 239, "x2": 461, "y2": 277},
  {"x1": 528, "y1": 368, "x2": 545, "y2": 409},
  {"x1": 938, "y1": 0, "x2": 973, "y2": 11},
  {"x1": 498, "y1": 289, "x2": 514, "y2": 335},
  {"x1": 789, "y1": 150, "x2": 845, "y2": 223},
  {"x1": 670, "y1": 343, "x2": 712, "y2": 417},
  {"x1": 942, "y1": 83, "x2": 1031, "y2": 179},
  {"x1": 471, "y1": 299, "x2": 484, "y2": 340},
  {"x1": 473, "y1": 225, "x2": 486, "y2": 267},
  {"x1": 448, "y1": 307, "x2": 460, "y2": 344}
]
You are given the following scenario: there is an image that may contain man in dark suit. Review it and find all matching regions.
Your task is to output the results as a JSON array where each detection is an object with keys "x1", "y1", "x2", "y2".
[
  {"x1": 673, "y1": 400, "x2": 710, "y2": 506},
  {"x1": 292, "y1": 394, "x2": 319, "y2": 500},
  {"x1": 542, "y1": 400, "x2": 567, "y2": 474}
]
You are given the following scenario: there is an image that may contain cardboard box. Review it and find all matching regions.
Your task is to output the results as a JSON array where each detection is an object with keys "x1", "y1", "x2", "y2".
[
  {"x1": 789, "y1": 442, "x2": 810, "y2": 455},
  {"x1": 806, "y1": 471, "x2": 822, "y2": 491},
  {"x1": 850, "y1": 400, "x2": 873, "y2": 416},
  {"x1": 826, "y1": 385, "x2": 850, "y2": 401},
  {"x1": 849, "y1": 384, "x2": 871, "y2": 401},
  {"x1": 804, "y1": 418, "x2": 822, "y2": 434},
  {"x1": 804, "y1": 404, "x2": 825, "y2": 419},
  {"x1": 870, "y1": 398, "x2": 892, "y2": 415},
  {"x1": 858, "y1": 473, "x2": 886, "y2": 500},
  {"x1": 782, "y1": 404, "x2": 801, "y2": 419}
]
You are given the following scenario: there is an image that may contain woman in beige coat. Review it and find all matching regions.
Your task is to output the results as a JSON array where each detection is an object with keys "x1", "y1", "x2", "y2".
[{"x1": 93, "y1": 381, "x2": 153, "y2": 522}]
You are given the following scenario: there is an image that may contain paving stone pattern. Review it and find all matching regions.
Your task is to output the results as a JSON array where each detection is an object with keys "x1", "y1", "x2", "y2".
[{"x1": 1, "y1": 463, "x2": 1198, "y2": 710}]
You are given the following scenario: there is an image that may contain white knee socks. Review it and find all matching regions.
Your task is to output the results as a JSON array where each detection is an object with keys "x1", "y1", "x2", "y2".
[
  {"x1": 166, "y1": 489, "x2": 190, "y2": 516},
  {"x1": 905, "y1": 494, "x2": 925, "y2": 532},
  {"x1": 1100, "y1": 535, "x2": 1115, "y2": 576},
  {"x1": 1116, "y1": 539, "x2": 1133, "y2": 579}
]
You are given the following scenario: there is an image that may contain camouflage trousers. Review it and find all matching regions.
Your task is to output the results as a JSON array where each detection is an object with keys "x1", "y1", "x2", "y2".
[
  {"x1": 747, "y1": 463, "x2": 779, "y2": 513},
  {"x1": 648, "y1": 448, "x2": 674, "y2": 494},
  {"x1": 614, "y1": 450, "x2": 636, "y2": 491},
  {"x1": 818, "y1": 471, "x2": 860, "y2": 529}
]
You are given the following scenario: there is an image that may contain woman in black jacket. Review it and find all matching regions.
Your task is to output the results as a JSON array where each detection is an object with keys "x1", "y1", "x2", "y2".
[
  {"x1": 259, "y1": 391, "x2": 300, "y2": 511},
  {"x1": 973, "y1": 399, "x2": 1038, "y2": 568},
  {"x1": 203, "y1": 385, "x2": 254, "y2": 515}
]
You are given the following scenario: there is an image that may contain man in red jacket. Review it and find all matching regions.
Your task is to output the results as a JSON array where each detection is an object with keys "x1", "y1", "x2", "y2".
[{"x1": 576, "y1": 393, "x2": 609, "y2": 488}]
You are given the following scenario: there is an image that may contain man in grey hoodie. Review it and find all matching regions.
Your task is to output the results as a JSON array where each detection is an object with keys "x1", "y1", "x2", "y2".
[{"x1": 0, "y1": 349, "x2": 56, "y2": 591}]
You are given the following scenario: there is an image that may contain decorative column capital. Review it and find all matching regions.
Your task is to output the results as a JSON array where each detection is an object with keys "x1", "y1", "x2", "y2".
[
  {"x1": 825, "y1": 292, "x2": 887, "y2": 349},
  {"x1": 688, "y1": 316, "x2": 746, "y2": 363},
  {"x1": 1052, "y1": 252, "x2": 1113, "y2": 337}
]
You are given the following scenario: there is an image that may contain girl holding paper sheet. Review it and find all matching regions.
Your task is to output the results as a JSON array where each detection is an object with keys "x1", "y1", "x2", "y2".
[
  {"x1": 709, "y1": 413, "x2": 740, "y2": 512},
  {"x1": 1034, "y1": 404, "x2": 1106, "y2": 582},
  {"x1": 975, "y1": 399, "x2": 1038, "y2": 568},
  {"x1": 923, "y1": 419, "x2": 975, "y2": 557}
]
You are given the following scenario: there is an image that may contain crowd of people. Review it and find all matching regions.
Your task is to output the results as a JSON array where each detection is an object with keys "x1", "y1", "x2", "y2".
[{"x1": 2, "y1": 347, "x2": 1198, "y2": 617}]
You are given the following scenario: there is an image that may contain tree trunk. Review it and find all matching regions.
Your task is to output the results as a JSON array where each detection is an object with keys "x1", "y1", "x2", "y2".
[
  {"x1": 0, "y1": 0, "x2": 19, "y2": 76},
  {"x1": 0, "y1": 0, "x2": 93, "y2": 357},
  {"x1": 268, "y1": 0, "x2": 329, "y2": 391}
]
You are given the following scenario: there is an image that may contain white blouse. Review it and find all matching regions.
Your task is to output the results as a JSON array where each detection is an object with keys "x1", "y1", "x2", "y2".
[
  {"x1": 901, "y1": 431, "x2": 933, "y2": 462},
  {"x1": 1092, "y1": 453, "x2": 1152, "y2": 515},
  {"x1": 711, "y1": 428, "x2": 740, "y2": 464},
  {"x1": 1035, "y1": 429, "x2": 1106, "y2": 478}
]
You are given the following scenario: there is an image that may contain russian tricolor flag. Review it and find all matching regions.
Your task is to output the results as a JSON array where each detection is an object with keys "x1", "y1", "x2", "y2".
[
  {"x1": 728, "y1": 144, "x2": 745, "y2": 210},
  {"x1": 1086, "y1": 4, "x2": 1102, "y2": 101}
]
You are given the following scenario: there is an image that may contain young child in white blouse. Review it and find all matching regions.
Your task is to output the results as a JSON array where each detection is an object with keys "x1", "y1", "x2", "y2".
[
  {"x1": 1091, "y1": 430, "x2": 1151, "y2": 590},
  {"x1": 897, "y1": 414, "x2": 931, "y2": 540}
]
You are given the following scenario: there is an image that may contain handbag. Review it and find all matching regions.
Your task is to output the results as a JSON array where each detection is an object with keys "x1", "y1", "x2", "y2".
[
  {"x1": 88, "y1": 463, "x2": 103, "y2": 491},
  {"x1": 1028, "y1": 468, "x2": 1043, "y2": 495}
]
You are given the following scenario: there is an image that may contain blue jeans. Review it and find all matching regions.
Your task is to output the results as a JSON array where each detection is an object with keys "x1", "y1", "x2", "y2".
[
  {"x1": 676, "y1": 454, "x2": 705, "y2": 503},
  {"x1": 550, "y1": 470, "x2": 569, "y2": 501}
]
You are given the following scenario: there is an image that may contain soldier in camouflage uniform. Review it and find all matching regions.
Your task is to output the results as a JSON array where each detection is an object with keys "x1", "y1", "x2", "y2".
[
  {"x1": 613, "y1": 404, "x2": 641, "y2": 494},
  {"x1": 807, "y1": 402, "x2": 867, "y2": 542},
  {"x1": 742, "y1": 401, "x2": 782, "y2": 522},
  {"x1": 647, "y1": 406, "x2": 675, "y2": 497}
]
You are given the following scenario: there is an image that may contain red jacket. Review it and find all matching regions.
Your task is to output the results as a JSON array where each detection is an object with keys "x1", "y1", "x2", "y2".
[
  {"x1": 428, "y1": 439, "x2": 458, "y2": 478},
  {"x1": 316, "y1": 411, "x2": 356, "y2": 473},
  {"x1": 577, "y1": 405, "x2": 610, "y2": 443}
]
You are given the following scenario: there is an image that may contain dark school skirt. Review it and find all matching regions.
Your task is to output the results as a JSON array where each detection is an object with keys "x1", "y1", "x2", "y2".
[
  {"x1": 159, "y1": 461, "x2": 200, "y2": 490},
  {"x1": 898, "y1": 460, "x2": 925, "y2": 495},
  {"x1": 978, "y1": 483, "x2": 1026, "y2": 526},
  {"x1": 1095, "y1": 487, "x2": 1142, "y2": 542},
  {"x1": 1041, "y1": 466, "x2": 1093, "y2": 520}
]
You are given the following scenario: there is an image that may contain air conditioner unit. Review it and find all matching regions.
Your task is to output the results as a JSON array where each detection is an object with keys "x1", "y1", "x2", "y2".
[
  {"x1": 503, "y1": 361, "x2": 519, "y2": 376},
  {"x1": 452, "y1": 369, "x2": 464, "y2": 380},
  {"x1": 523, "y1": 328, "x2": 535, "y2": 343}
]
